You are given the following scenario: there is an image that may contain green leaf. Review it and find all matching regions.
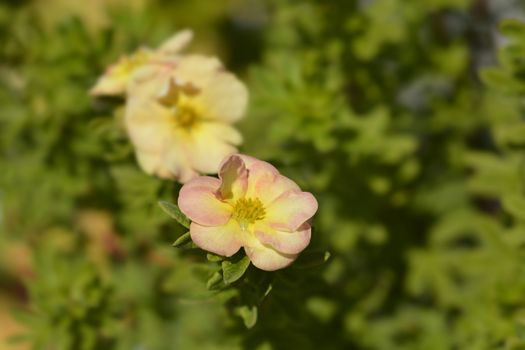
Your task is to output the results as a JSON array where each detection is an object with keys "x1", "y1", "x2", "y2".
[
  {"x1": 499, "y1": 19, "x2": 525, "y2": 39},
  {"x1": 262, "y1": 283, "x2": 273, "y2": 300},
  {"x1": 292, "y1": 250, "x2": 331, "y2": 269},
  {"x1": 502, "y1": 195, "x2": 525, "y2": 221},
  {"x1": 172, "y1": 232, "x2": 192, "y2": 248},
  {"x1": 480, "y1": 68, "x2": 514, "y2": 89},
  {"x1": 207, "y1": 253, "x2": 224, "y2": 262},
  {"x1": 235, "y1": 305, "x2": 258, "y2": 329},
  {"x1": 158, "y1": 200, "x2": 191, "y2": 228},
  {"x1": 206, "y1": 271, "x2": 224, "y2": 290},
  {"x1": 517, "y1": 317, "x2": 525, "y2": 340},
  {"x1": 222, "y1": 255, "x2": 251, "y2": 284}
]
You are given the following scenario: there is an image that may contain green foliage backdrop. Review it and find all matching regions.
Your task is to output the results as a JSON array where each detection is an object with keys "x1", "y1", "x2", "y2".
[{"x1": 0, "y1": 0, "x2": 524, "y2": 349}]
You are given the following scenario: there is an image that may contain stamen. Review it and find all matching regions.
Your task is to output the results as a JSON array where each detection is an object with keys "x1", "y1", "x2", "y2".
[
  {"x1": 174, "y1": 105, "x2": 199, "y2": 129},
  {"x1": 158, "y1": 79, "x2": 201, "y2": 106},
  {"x1": 232, "y1": 198, "x2": 266, "y2": 230}
]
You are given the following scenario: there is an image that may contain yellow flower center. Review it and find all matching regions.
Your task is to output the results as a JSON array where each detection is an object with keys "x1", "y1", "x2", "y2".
[
  {"x1": 174, "y1": 105, "x2": 199, "y2": 129},
  {"x1": 232, "y1": 198, "x2": 266, "y2": 230}
]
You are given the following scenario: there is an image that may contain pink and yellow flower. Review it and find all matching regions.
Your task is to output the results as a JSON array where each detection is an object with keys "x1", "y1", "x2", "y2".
[
  {"x1": 124, "y1": 54, "x2": 248, "y2": 182},
  {"x1": 178, "y1": 154, "x2": 318, "y2": 271},
  {"x1": 90, "y1": 29, "x2": 193, "y2": 96}
]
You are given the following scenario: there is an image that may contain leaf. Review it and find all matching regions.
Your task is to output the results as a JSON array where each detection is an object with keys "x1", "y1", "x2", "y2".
[
  {"x1": 158, "y1": 200, "x2": 190, "y2": 228},
  {"x1": 222, "y1": 255, "x2": 251, "y2": 284},
  {"x1": 499, "y1": 19, "x2": 525, "y2": 39},
  {"x1": 502, "y1": 195, "x2": 525, "y2": 221},
  {"x1": 262, "y1": 283, "x2": 273, "y2": 300},
  {"x1": 207, "y1": 253, "x2": 224, "y2": 262},
  {"x1": 235, "y1": 305, "x2": 258, "y2": 329},
  {"x1": 206, "y1": 271, "x2": 224, "y2": 290},
  {"x1": 292, "y1": 250, "x2": 331, "y2": 269},
  {"x1": 517, "y1": 317, "x2": 525, "y2": 340},
  {"x1": 480, "y1": 68, "x2": 514, "y2": 89},
  {"x1": 172, "y1": 232, "x2": 192, "y2": 248}
]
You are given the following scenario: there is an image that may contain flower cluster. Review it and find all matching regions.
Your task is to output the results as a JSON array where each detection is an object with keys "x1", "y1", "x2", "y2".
[
  {"x1": 92, "y1": 30, "x2": 248, "y2": 182},
  {"x1": 92, "y1": 31, "x2": 317, "y2": 270}
]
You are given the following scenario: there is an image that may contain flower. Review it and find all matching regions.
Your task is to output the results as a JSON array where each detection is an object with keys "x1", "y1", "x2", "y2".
[
  {"x1": 178, "y1": 154, "x2": 318, "y2": 271},
  {"x1": 90, "y1": 29, "x2": 193, "y2": 96},
  {"x1": 124, "y1": 53, "x2": 248, "y2": 182}
]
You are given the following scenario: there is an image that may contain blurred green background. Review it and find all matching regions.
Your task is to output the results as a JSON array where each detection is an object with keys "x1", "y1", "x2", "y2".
[{"x1": 1, "y1": 0, "x2": 525, "y2": 349}]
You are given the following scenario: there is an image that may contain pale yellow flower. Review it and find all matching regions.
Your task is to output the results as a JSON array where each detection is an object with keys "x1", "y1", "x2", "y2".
[
  {"x1": 124, "y1": 54, "x2": 248, "y2": 183},
  {"x1": 90, "y1": 29, "x2": 193, "y2": 96}
]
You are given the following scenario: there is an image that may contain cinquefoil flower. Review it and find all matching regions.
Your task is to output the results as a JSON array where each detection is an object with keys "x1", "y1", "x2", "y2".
[
  {"x1": 178, "y1": 154, "x2": 318, "y2": 271},
  {"x1": 90, "y1": 29, "x2": 193, "y2": 96},
  {"x1": 124, "y1": 54, "x2": 248, "y2": 182}
]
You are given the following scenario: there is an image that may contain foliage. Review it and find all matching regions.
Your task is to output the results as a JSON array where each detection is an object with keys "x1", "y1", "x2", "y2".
[{"x1": 0, "y1": 0, "x2": 524, "y2": 349}]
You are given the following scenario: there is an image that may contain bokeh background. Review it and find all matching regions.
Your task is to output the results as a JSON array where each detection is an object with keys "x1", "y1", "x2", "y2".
[{"x1": 1, "y1": 0, "x2": 525, "y2": 349}]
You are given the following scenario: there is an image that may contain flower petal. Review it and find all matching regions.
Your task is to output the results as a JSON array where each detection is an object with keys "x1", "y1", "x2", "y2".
[
  {"x1": 190, "y1": 220, "x2": 242, "y2": 257},
  {"x1": 90, "y1": 72, "x2": 128, "y2": 96},
  {"x1": 218, "y1": 154, "x2": 249, "y2": 201},
  {"x1": 254, "y1": 222, "x2": 311, "y2": 255},
  {"x1": 178, "y1": 176, "x2": 232, "y2": 226},
  {"x1": 135, "y1": 150, "x2": 163, "y2": 176},
  {"x1": 232, "y1": 155, "x2": 283, "y2": 201},
  {"x1": 157, "y1": 29, "x2": 193, "y2": 55},
  {"x1": 251, "y1": 173, "x2": 301, "y2": 206},
  {"x1": 125, "y1": 70, "x2": 178, "y2": 152},
  {"x1": 163, "y1": 144, "x2": 200, "y2": 183},
  {"x1": 133, "y1": 139, "x2": 198, "y2": 182},
  {"x1": 206, "y1": 122, "x2": 243, "y2": 145},
  {"x1": 237, "y1": 154, "x2": 278, "y2": 173},
  {"x1": 264, "y1": 190, "x2": 318, "y2": 232},
  {"x1": 125, "y1": 101, "x2": 174, "y2": 153},
  {"x1": 244, "y1": 239, "x2": 297, "y2": 271},
  {"x1": 92, "y1": 49, "x2": 154, "y2": 96},
  {"x1": 173, "y1": 55, "x2": 223, "y2": 88},
  {"x1": 198, "y1": 72, "x2": 248, "y2": 123},
  {"x1": 130, "y1": 63, "x2": 176, "y2": 96},
  {"x1": 231, "y1": 155, "x2": 303, "y2": 206},
  {"x1": 181, "y1": 122, "x2": 240, "y2": 175}
]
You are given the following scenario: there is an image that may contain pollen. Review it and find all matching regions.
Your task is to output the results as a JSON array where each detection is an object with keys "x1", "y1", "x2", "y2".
[{"x1": 232, "y1": 197, "x2": 266, "y2": 230}]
